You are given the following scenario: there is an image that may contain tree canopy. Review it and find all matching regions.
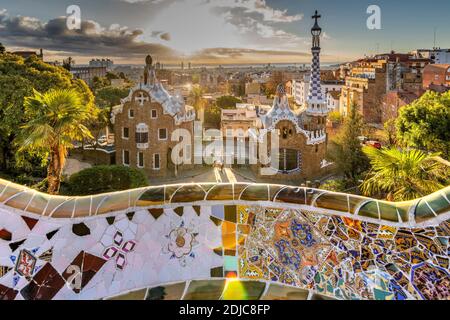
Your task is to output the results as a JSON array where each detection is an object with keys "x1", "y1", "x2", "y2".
[
  {"x1": 396, "y1": 91, "x2": 450, "y2": 158},
  {"x1": 216, "y1": 95, "x2": 242, "y2": 109},
  {"x1": 16, "y1": 88, "x2": 95, "y2": 194},
  {"x1": 326, "y1": 103, "x2": 369, "y2": 181},
  {"x1": 0, "y1": 53, "x2": 94, "y2": 173},
  {"x1": 95, "y1": 86, "x2": 130, "y2": 110}
]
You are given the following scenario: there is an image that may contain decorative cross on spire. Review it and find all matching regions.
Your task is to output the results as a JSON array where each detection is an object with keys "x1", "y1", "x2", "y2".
[
  {"x1": 135, "y1": 92, "x2": 149, "y2": 106},
  {"x1": 312, "y1": 10, "x2": 321, "y2": 23}
]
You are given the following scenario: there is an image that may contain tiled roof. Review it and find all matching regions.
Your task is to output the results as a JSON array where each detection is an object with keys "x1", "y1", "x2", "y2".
[
  {"x1": 328, "y1": 90, "x2": 341, "y2": 100},
  {"x1": 423, "y1": 64, "x2": 450, "y2": 73}
]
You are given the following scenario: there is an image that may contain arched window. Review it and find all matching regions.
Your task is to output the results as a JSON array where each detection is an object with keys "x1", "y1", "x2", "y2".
[
  {"x1": 282, "y1": 127, "x2": 289, "y2": 139},
  {"x1": 135, "y1": 123, "x2": 149, "y2": 149}
]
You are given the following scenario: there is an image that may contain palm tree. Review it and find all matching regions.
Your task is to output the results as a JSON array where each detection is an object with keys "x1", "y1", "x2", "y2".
[
  {"x1": 189, "y1": 85, "x2": 205, "y2": 121},
  {"x1": 361, "y1": 146, "x2": 449, "y2": 201},
  {"x1": 16, "y1": 89, "x2": 94, "y2": 194}
]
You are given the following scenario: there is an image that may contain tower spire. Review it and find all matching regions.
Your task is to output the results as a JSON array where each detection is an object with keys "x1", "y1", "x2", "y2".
[
  {"x1": 306, "y1": 10, "x2": 326, "y2": 116},
  {"x1": 311, "y1": 10, "x2": 322, "y2": 49}
]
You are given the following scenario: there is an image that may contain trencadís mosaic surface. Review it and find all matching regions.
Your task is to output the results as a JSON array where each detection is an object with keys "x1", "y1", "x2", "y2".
[{"x1": 0, "y1": 178, "x2": 449, "y2": 300}]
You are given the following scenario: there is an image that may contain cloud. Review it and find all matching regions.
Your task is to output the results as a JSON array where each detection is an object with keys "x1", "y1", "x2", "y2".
[
  {"x1": 151, "y1": 31, "x2": 171, "y2": 41},
  {"x1": 142, "y1": 0, "x2": 306, "y2": 53},
  {"x1": 0, "y1": 6, "x2": 339, "y2": 64},
  {"x1": 0, "y1": 9, "x2": 178, "y2": 60},
  {"x1": 210, "y1": 0, "x2": 303, "y2": 23}
]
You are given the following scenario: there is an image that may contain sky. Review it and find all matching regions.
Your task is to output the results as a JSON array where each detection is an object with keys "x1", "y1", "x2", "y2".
[{"x1": 0, "y1": 0, "x2": 449, "y2": 65}]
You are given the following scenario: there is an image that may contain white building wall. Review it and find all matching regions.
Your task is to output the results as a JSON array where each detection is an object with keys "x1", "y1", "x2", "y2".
[
  {"x1": 293, "y1": 76, "x2": 343, "y2": 107},
  {"x1": 326, "y1": 93, "x2": 340, "y2": 111},
  {"x1": 434, "y1": 51, "x2": 450, "y2": 64}
]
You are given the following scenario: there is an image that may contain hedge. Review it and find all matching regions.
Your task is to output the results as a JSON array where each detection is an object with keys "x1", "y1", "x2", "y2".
[{"x1": 64, "y1": 165, "x2": 148, "y2": 196}]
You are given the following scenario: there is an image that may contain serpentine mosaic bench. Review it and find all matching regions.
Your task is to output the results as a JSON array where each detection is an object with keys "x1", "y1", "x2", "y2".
[{"x1": 0, "y1": 178, "x2": 449, "y2": 300}]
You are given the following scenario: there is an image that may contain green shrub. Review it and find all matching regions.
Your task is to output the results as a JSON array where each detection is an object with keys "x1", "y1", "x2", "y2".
[
  {"x1": 64, "y1": 165, "x2": 148, "y2": 196},
  {"x1": 320, "y1": 179, "x2": 349, "y2": 192}
]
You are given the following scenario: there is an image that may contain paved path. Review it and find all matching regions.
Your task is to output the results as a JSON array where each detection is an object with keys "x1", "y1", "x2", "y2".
[
  {"x1": 190, "y1": 166, "x2": 249, "y2": 183},
  {"x1": 63, "y1": 158, "x2": 92, "y2": 177},
  {"x1": 224, "y1": 168, "x2": 237, "y2": 183}
]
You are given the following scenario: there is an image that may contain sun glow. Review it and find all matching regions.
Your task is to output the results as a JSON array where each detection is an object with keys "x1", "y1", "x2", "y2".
[
  {"x1": 222, "y1": 277, "x2": 248, "y2": 300},
  {"x1": 142, "y1": 0, "x2": 243, "y2": 55}
]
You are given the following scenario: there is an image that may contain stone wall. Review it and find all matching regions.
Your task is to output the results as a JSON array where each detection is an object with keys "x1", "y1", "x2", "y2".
[
  {"x1": 114, "y1": 93, "x2": 194, "y2": 178},
  {"x1": 251, "y1": 120, "x2": 327, "y2": 181}
]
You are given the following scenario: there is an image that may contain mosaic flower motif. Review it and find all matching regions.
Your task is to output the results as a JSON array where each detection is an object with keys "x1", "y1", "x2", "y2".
[
  {"x1": 102, "y1": 231, "x2": 137, "y2": 270},
  {"x1": 168, "y1": 227, "x2": 194, "y2": 258},
  {"x1": 163, "y1": 220, "x2": 199, "y2": 267},
  {"x1": 100, "y1": 216, "x2": 138, "y2": 271}
]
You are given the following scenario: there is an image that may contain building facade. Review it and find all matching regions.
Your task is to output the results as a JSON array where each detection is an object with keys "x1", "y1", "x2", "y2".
[
  {"x1": 293, "y1": 76, "x2": 343, "y2": 107},
  {"x1": 339, "y1": 61, "x2": 387, "y2": 122},
  {"x1": 340, "y1": 53, "x2": 430, "y2": 124},
  {"x1": 423, "y1": 64, "x2": 450, "y2": 89},
  {"x1": 415, "y1": 48, "x2": 450, "y2": 64},
  {"x1": 112, "y1": 56, "x2": 196, "y2": 178},
  {"x1": 221, "y1": 104, "x2": 262, "y2": 140},
  {"x1": 381, "y1": 90, "x2": 422, "y2": 123},
  {"x1": 70, "y1": 66, "x2": 107, "y2": 86},
  {"x1": 250, "y1": 11, "x2": 329, "y2": 181},
  {"x1": 89, "y1": 58, "x2": 114, "y2": 71},
  {"x1": 326, "y1": 90, "x2": 341, "y2": 111}
]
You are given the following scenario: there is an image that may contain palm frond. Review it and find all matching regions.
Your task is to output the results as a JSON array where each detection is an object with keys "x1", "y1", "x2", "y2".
[{"x1": 361, "y1": 146, "x2": 448, "y2": 201}]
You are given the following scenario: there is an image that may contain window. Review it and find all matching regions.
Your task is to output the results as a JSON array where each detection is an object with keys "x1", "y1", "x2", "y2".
[
  {"x1": 123, "y1": 150, "x2": 130, "y2": 166},
  {"x1": 128, "y1": 109, "x2": 134, "y2": 118},
  {"x1": 277, "y1": 149, "x2": 300, "y2": 172},
  {"x1": 135, "y1": 124, "x2": 149, "y2": 144},
  {"x1": 153, "y1": 153, "x2": 160, "y2": 170},
  {"x1": 136, "y1": 132, "x2": 148, "y2": 144},
  {"x1": 137, "y1": 152, "x2": 144, "y2": 168},
  {"x1": 122, "y1": 127, "x2": 129, "y2": 139},
  {"x1": 158, "y1": 128, "x2": 168, "y2": 140},
  {"x1": 151, "y1": 109, "x2": 157, "y2": 119},
  {"x1": 282, "y1": 127, "x2": 289, "y2": 139}
]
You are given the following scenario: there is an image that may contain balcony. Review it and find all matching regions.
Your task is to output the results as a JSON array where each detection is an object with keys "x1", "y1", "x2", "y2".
[{"x1": 306, "y1": 129, "x2": 326, "y2": 144}]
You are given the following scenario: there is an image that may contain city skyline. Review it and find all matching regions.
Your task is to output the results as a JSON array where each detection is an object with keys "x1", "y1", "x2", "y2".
[{"x1": 0, "y1": 0, "x2": 449, "y2": 64}]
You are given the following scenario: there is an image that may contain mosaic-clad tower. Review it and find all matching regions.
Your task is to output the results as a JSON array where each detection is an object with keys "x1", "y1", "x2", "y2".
[
  {"x1": 306, "y1": 10, "x2": 328, "y2": 118},
  {"x1": 251, "y1": 10, "x2": 329, "y2": 181}
]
